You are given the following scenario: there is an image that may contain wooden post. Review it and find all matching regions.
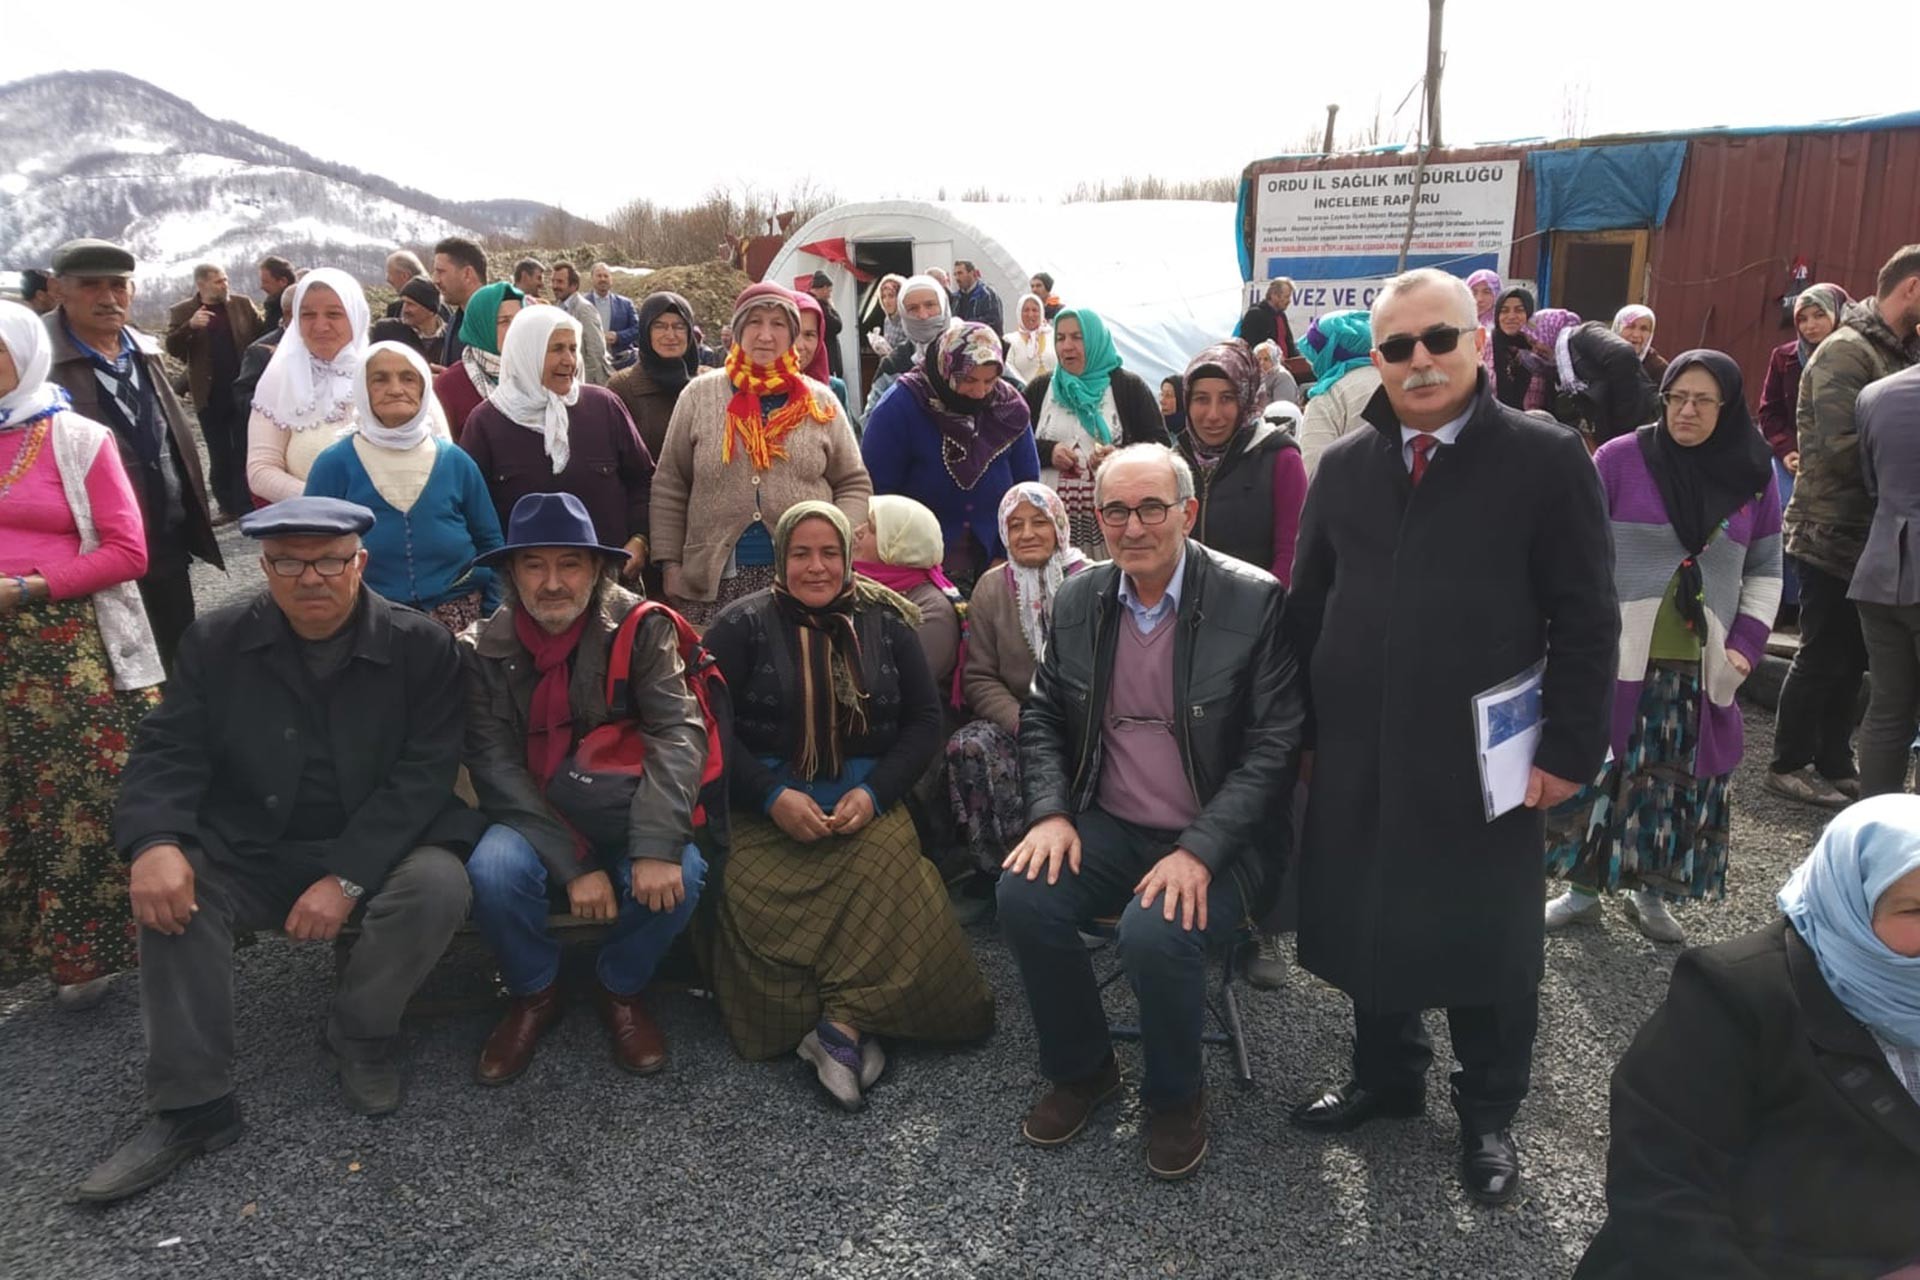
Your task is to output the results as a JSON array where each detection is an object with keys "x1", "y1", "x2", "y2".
[
  {"x1": 1322, "y1": 104, "x2": 1340, "y2": 155},
  {"x1": 1426, "y1": 0, "x2": 1445, "y2": 149}
]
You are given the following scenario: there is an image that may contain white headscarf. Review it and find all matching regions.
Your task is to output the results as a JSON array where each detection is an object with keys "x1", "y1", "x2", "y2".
[
  {"x1": 1612, "y1": 304, "x2": 1656, "y2": 362},
  {"x1": 489, "y1": 305, "x2": 581, "y2": 474},
  {"x1": 252, "y1": 268, "x2": 370, "y2": 431},
  {"x1": 0, "y1": 300, "x2": 67, "y2": 430},
  {"x1": 865, "y1": 494, "x2": 944, "y2": 569},
  {"x1": 998, "y1": 482, "x2": 1089, "y2": 662},
  {"x1": 351, "y1": 341, "x2": 449, "y2": 451},
  {"x1": 898, "y1": 275, "x2": 952, "y2": 352}
]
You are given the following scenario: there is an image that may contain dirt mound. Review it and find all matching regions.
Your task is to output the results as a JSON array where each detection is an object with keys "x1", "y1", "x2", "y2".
[{"x1": 602, "y1": 260, "x2": 752, "y2": 334}]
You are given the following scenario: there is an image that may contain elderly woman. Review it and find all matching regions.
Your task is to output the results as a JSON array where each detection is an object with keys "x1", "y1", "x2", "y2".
[
  {"x1": 246, "y1": 268, "x2": 369, "y2": 503},
  {"x1": 652, "y1": 283, "x2": 871, "y2": 628},
  {"x1": 1757, "y1": 283, "x2": 1850, "y2": 469},
  {"x1": 460, "y1": 306, "x2": 653, "y2": 583},
  {"x1": 1174, "y1": 339, "x2": 1306, "y2": 586},
  {"x1": 851, "y1": 494, "x2": 963, "y2": 693},
  {"x1": 304, "y1": 341, "x2": 503, "y2": 631},
  {"x1": 1022, "y1": 307, "x2": 1168, "y2": 558},
  {"x1": 606, "y1": 291, "x2": 701, "y2": 460},
  {"x1": 1541, "y1": 311, "x2": 1662, "y2": 448},
  {"x1": 1004, "y1": 293, "x2": 1056, "y2": 384},
  {"x1": 945, "y1": 482, "x2": 1087, "y2": 874},
  {"x1": 433, "y1": 282, "x2": 525, "y2": 441},
  {"x1": 863, "y1": 275, "x2": 950, "y2": 416},
  {"x1": 866, "y1": 273, "x2": 909, "y2": 357},
  {"x1": 0, "y1": 300, "x2": 163, "y2": 1006},
  {"x1": 1297, "y1": 310, "x2": 1383, "y2": 474},
  {"x1": 1545, "y1": 352, "x2": 1782, "y2": 944},
  {"x1": 1466, "y1": 269, "x2": 1502, "y2": 329},
  {"x1": 1159, "y1": 375, "x2": 1187, "y2": 436},
  {"x1": 1252, "y1": 339, "x2": 1302, "y2": 407},
  {"x1": 862, "y1": 322, "x2": 1039, "y2": 585},
  {"x1": 1612, "y1": 304, "x2": 1669, "y2": 382},
  {"x1": 1575, "y1": 796, "x2": 1920, "y2": 1278},
  {"x1": 698, "y1": 501, "x2": 994, "y2": 1108}
]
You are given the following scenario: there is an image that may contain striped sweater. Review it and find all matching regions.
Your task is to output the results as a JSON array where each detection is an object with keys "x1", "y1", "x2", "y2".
[{"x1": 1592, "y1": 434, "x2": 1784, "y2": 779}]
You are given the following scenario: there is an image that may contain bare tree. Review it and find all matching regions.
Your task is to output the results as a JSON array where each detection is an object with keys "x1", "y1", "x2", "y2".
[{"x1": 1559, "y1": 80, "x2": 1591, "y2": 139}]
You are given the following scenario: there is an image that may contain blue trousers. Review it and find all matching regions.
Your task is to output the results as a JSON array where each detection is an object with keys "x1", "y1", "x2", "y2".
[{"x1": 466, "y1": 824, "x2": 705, "y2": 997}]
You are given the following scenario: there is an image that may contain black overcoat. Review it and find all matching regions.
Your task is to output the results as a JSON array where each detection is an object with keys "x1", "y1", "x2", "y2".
[{"x1": 1286, "y1": 374, "x2": 1618, "y2": 1013}]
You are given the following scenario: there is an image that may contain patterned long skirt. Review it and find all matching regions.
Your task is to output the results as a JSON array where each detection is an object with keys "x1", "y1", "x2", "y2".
[
  {"x1": 427, "y1": 590, "x2": 485, "y2": 633},
  {"x1": 1545, "y1": 662, "x2": 1732, "y2": 902},
  {"x1": 945, "y1": 720, "x2": 1025, "y2": 876},
  {"x1": 0, "y1": 598, "x2": 160, "y2": 985},
  {"x1": 697, "y1": 805, "x2": 995, "y2": 1060},
  {"x1": 671, "y1": 564, "x2": 777, "y2": 630}
]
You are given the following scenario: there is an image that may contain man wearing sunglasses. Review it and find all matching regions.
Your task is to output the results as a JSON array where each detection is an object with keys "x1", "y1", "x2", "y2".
[
  {"x1": 82, "y1": 497, "x2": 482, "y2": 1203},
  {"x1": 1286, "y1": 269, "x2": 1618, "y2": 1207}
]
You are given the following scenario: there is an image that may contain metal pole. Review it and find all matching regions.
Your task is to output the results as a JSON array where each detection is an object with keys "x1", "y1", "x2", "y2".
[{"x1": 1426, "y1": 0, "x2": 1445, "y2": 149}]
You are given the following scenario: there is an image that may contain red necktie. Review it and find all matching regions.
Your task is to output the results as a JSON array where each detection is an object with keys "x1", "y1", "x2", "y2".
[{"x1": 1410, "y1": 433, "x2": 1437, "y2": 486}]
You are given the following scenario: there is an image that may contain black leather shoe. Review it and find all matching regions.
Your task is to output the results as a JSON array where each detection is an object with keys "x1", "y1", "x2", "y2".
[
  {"x1": 328, "y1": 1046, "x2": 404, "y2": 1117},
  {"x1": 75, "y1": 1096, "x2": 244, "y2": 1203},
  {"x1": 1289, "y1": 1080, "x2": 1425, "y2": 1133},
  {"x1": 1460, "y1": 1128, "x2": 1522, "y2": 1205}
]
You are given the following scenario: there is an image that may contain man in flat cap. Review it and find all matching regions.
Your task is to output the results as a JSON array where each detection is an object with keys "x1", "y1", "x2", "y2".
[
  {"x1": 43, "y1": 238, "x2": 224, "y2": 672},
  {"x1": 78, "y1": 497, "x2": 481, "y2": 1203}
]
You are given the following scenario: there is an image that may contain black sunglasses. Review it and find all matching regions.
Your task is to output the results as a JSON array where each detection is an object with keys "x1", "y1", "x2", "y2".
[{"x1": 1377, "y1": 325, "x2": 1468, "y2": 364}]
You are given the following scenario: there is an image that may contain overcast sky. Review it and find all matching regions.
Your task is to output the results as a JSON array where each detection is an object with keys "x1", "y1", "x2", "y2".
[{"x1": 12, "y1": 0, "x2": 1919, "y2": 221}]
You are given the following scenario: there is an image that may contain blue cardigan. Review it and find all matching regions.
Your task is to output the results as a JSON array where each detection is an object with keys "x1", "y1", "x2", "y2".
[
  {"x1": 860, "y1": 383, "x2": 1040, "y2": 560},
  {"x1": 304, "y1": 436, "x2": 505, "y2": 610}
]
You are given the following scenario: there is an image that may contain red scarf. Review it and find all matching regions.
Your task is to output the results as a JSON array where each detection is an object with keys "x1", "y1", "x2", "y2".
[
  {"x1": 513, "y1": 605, "x2": 591, "y2": 787},
  {"x1": 722, "y1": 345, "x2": 835, "y2": 469},
  {"x1": 853, "y1": 561, "x2": 970, "y2": 712}
]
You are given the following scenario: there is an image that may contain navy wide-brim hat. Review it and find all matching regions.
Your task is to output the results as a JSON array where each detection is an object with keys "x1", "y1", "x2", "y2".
[{"x1": 470, "y1": 491, "x2": 630, "y2": 569}]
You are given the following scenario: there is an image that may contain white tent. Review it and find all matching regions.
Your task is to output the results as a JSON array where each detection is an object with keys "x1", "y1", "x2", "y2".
[{"x1": 763, "y1": 200, "x2": 1242, "y2": 407}]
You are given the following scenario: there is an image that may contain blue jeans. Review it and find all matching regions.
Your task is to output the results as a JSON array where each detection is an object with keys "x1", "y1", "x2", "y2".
[
  {"x1": 997, "y1": 807, "x2": 1244, "y2": 1108},
  {"x1": 466, "y1": 824, "x2": 706, "y2": 997}
]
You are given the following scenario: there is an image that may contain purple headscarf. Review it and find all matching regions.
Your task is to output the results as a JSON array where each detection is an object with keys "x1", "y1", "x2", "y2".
[
  {"x1": 895, "y1": 321, "x2": 1033, "y2": 490},
  {"x1": 1466, "y1": 269, "x2": 1502, "y2": 326}
]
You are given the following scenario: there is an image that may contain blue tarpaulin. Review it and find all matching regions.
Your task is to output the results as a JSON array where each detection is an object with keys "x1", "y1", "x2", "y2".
[{"x1": 1530, "y1": 141, "x2": 1687, "y2": 303}]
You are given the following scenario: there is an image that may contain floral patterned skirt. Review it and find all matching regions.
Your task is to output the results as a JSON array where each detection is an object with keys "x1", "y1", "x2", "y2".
[
  {"x1": 427, "y1": 590, "x2": 485, "y2": 633},
  {"x1": 945, "y1": 720, "x2": 1025, "y2": 876},
  {"x1": 672, "y1": 564, "x2": 777, "y2": 630},
  {"x1": 0, "y1": 597, "x2": 160, "y2": 984},
  {"x1": 1544, "y1": 662, "x2": 1731, "y2": 902}
]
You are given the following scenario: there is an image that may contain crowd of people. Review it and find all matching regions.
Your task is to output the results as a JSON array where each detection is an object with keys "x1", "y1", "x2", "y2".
[{"x1": 4, "y1": 230, "x2": 1920, "y2": 1275}]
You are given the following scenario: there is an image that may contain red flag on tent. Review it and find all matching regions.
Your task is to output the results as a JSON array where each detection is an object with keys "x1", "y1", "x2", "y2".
[{"x1": 794, "y1": 238, "x2": 874, "y2": 282}]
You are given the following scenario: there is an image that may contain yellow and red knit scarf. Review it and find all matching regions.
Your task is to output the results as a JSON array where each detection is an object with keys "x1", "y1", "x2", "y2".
[{"x1": 722, "y1": 346, "x2": 836, "y2": 469}]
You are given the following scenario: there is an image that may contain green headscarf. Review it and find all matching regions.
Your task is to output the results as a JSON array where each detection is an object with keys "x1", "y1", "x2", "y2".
[
  {"x1": 458, "y1": 281, "x2": 527, "y2": 356},
  {"x1": 1302, "y1": 310, "x2": 1375, "y2": 401},
  {"x1": 1048, "y1": 307, "x2": 1122, "y2": 444}
]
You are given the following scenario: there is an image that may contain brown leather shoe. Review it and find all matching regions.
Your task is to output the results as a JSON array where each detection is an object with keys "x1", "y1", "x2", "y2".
[
  {"x1": 475, "y1": 984, "x2": 563, "y2": 1086},
  {"x1": 1146, "y1": 1089, "x2": 1209, "y2": 1180},
  {"x1": 1020, "y1": 1054, "x2": 1123, "y2": 1147},
  {"x1": 595, "y1": 985, "x2": 667, "y2": 1075}
]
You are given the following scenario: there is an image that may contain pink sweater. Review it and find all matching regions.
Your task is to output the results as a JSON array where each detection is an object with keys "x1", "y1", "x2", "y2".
[{"x1": 0, "y1": 422, "x2": 149, "y2": 599}]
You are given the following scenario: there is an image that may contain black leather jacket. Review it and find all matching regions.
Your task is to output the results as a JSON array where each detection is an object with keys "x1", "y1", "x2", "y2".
[{"x1": 1020, "y1": 540, "x2": 1304, "y2": 913}]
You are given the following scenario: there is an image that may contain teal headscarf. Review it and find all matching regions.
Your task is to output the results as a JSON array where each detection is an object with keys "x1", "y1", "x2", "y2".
[
  {"x1": 1048, "y1": 307, "x2": 1121, "y2": 445},
  {"x1": 458, "y1": 281, "x2": 527, "y2": 357},
  {"x1": 1302, "y1": 310, "x2": 1374, "y2": 401}
]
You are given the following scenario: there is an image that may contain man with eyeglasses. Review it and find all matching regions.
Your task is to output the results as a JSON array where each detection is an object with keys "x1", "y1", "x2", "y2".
[
  {"x1": 999, "y1": 443, "x2": 1303, "y2": 1181},
  {"x1": 1285, "y1": 268, "x2": 1618, "y2": 1206},
  {"x1": 81, "y1": 497, "x2": 481, "y2": 1203}
]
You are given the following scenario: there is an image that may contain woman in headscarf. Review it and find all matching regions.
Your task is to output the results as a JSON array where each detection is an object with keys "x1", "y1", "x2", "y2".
[
  {"x1": 459, "y1": 306, "x2": 653, "y2": 584},
  {"x1": 851, "y1": 494, "x2": 964, "y2": 693},
  {"x1": 1021, "y1": 307, "x2": 1169, "y2": 558},
  {"x1": 698, "y1": 501, "x2": 994, "y2": 1108},
  {"x1": 862, "y1": 322, "x2": 1039, "y2": 588},
  {"x1": 303, "y1": 341, "x2": 503, "y2": 632},
  {"x1": 1252, "y1": 339, "x2": 1302, "y2": 407},
  {"x1": 862, "y1": 275, "x2": 950, "y2": 416},
  {"x1": 1003, "y1": 293, "x2": 1056, "y2": 384},
  {"x1": 1297, "y1": 309, "x2": 1382, "y2": 474},
  {"x1": 1466, "y1": 269, "x2": 1502, "y2": 329},
  {"x1": 1757, "y1": 283, "x2": 1850, "y2": 469},
  {"x1": 1159, "y1": 375, "x2": 1187, "y2": 436},
  {"x1": 433, "y1": 281, "x2": 525, "y2": 442},
  {"x1": 868, "y1": 273, "x2": 909, "y2": 355},
  {"x1": 1612, "y1": 304, "x2": 1669, "y2": 382},
  {"x1": 246, "y1": 268, "x2": 370, "y2": 503},
  {"x1": 1483, "y1": 286, "x2": 1551, "y2": 412},
  {"x1": 1541, "y1": 309, "x2": 1662, "y2": 449},
  {"x1": 1174, "y1": 339, "x2": 1306, "y2": 586},
  {"x1": 792, "y1": 290, "x2": 849, "y2": 411},
  {"x1": 1545, "y1": 351, "x2": 1782, "y2": 945},
  {"x1": 0, "y1": 299, "x2": 163, "y2": 1007},
  {"x1": 945, "y1": 482, "x2": 1088, "y2": 876},
  {"x1": 651, "y1": 283, "x2": 871, "y2": 628},
  {"x1": 606, "y1": 291, "x2": 700, "y2": 461},
  {"x1": 1574, "y1": 796, "x2": 1920, "y2": 1278}
]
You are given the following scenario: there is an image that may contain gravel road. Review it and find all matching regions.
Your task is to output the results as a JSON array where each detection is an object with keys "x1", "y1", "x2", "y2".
[{"x1": 0, "y1": 548, "x2": 1838, "y2": 1278}]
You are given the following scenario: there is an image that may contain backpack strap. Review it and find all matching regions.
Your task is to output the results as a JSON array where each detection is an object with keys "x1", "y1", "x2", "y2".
[{"x1": 604, "y1": 602, "x2": 653, "y2": 710}]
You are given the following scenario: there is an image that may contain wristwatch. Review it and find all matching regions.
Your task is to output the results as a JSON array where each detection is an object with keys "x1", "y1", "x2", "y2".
[{"x1": 336, "y1": 877, "x2": 365, "y2": 900}]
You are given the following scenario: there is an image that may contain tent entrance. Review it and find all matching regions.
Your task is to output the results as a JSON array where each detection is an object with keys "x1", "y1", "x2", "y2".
[{"x1": 852, "y1": 238, "x2": 915, "y2": 405}]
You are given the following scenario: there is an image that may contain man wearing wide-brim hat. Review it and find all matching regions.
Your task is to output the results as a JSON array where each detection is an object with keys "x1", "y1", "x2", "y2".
[
  {"x1": 461, "y1": 492, "x2": 709, "y2": 1085},
  {"x1": 42, "y1": 238, "x2": 225, "y2": 673},
  {"x1": 79, "y1": 497, "x2": 483, "y2": 1203}
]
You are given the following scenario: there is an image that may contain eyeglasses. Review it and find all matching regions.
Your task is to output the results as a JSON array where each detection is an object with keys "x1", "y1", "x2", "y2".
[
  {"x1": 1097, "y1": 499, "x2": 1176, "y2": 527},
  {"x1": 1376, "y1": 325, "x2": 1468, "y2": 364},
  {"x1": 650, "y1": 319, "x2": 689, "y2": 335},
  {"x1": 1661, "y1": 392, "x2": 1723, "y2": 412},
  {"x1": 265, "y1": 556, "x2": 354, "y2": 578}
]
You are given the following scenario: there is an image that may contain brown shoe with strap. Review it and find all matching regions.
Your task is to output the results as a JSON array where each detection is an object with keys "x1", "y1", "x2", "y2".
[
  {"x1": 1145, "y1": 1088, "x2": 1209, "y2": 1181},
  {"x1": 475, "y1": 983, "x2": 563, "y2": 1086},
  {"x1": 1020, "y1": 1053, "x2": 1123, "y2": 1147},
  {"x1": 595, "y1": 984, "x2": 667, "y2": 1075}
]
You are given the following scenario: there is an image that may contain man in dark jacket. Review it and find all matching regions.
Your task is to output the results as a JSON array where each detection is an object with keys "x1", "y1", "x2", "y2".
[
  {"x1": 44, "y1": 239, "x2": 225, "y2": 672},
  {"x1": 1286, "y1": 268, "x2": 1617, "y2": 1206},
  {"x1": 165, "y1": 263, "x2": 262, "y2": 520},
  {"x1": 461, "y1": 493, "x2": 709, "y2": 1084},
  {"x1": 999, "y1": 444, "x2": 1303, "y2": 1181},
  {"x1": 805, "y1": 270, "x2": 846, "y2": 380},
  {"x1": 1238, "y1": 278, "x2": 1297, "y2": 359},
  {"x1": 1559, "y1": 320, "x2": 1660, "y2": 446},
  {"x1": 950, "y1": 260, "x2": 1004, "y2": 336},
  {"x1": 78, "y1": 498, "x2": 478, "y2": 1204}
]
